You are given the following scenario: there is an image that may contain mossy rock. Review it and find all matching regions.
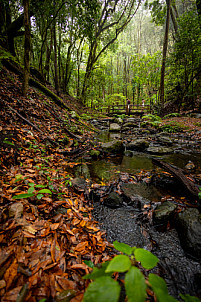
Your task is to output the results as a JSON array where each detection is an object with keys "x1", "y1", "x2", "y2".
[{"x1": 101, "y1": 140, "x2": 124, "y2": 154}]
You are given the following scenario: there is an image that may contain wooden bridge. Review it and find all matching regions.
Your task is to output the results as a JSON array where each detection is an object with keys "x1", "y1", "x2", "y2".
[{"x1": 99, "y1": 104, "x2": 151, "y2": 116}]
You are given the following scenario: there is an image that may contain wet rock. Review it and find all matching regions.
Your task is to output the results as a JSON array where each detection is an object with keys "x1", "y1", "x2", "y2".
[
  {"x1": 122, "y1": 182, "x2": 161, "y2": 208},
  {"x1": 157, "y1": 136, "x2": 174, "y2": 146},
  {"x1": 109, "y1": 123, "x2": 121, "y2": 132},
  {"x1": 89, "y1": 150, "x2": 100, "y2": 159},
  {"x1": 101, "y1": 140, "x2": 124, "y2": 154},
  {"x1": 104, "y1": 192, "x2": 123, "y2": 208},
  {"x1": 153, "y1": 201, "x2": 177, "y2": 226},
  {"x1": 147, "y1": 146, "x2": 174, "y2": 154},
  {"x1": 175, "y1": 208, "x2": 201, "y2": 259},
  {"x1": 71, "y1": 177, "x2": 87, "y2": 192},
  {"x1": 74, "y1": 164, "x2": 90, "y2": 179},
  {"x1": 114, "y1": 117, "x2": 123, "y2": 124},
  {"x1": 185, "y1": 161, "x2": 196, "y2": 172},
  {"x1": 9, "y1": 202, "x2": 24, "y2": 219},
  {"x1": 127, "y1": 139, "x2": 149, "y2": 151},
  {"x1": 123, "y1": 122, "x2": 139, "y2": 129}
]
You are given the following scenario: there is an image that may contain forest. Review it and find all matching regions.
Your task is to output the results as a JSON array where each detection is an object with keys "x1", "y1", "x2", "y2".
[{"x1": 0, "y1": 0, "x2": 201, "y2": 302}]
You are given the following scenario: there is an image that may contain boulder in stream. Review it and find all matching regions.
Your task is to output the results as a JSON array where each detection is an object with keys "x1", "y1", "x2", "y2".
[
  {"x1": 71, "y1": 177, "x2": 87, "y2": 192},
  {"x1": 153, "y1": 201, "x2": 177, "y2": 226},
  {"x1": 104, "y1": 192, "x2": 123, "y2": 208},
  {"x1": 127, "y1": 139, "x2": 149, "y2": 151},
  {"x1": 147, "y1": 146, "x2": 174, "y2": 154},
  {"x1": 109, "y1": 123, "x2": 121, "y2": 132},
  {"x1": 101, "y1": 140, "x2": 124, "y2": 154},
  {"x1": 175, "y1": 208, "x2": 201, "y2": 259}
]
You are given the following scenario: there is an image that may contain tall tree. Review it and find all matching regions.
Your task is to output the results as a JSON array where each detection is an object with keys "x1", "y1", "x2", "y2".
[
  {"x1": 159, "y1": 0, "x2": 171, "y2": 114},
  {"x1": 81, "y1": 0, "x2": 142, "y2": 102},
  {"x1": 22, "y1": 0, "x2": 31, "y2": 95}
]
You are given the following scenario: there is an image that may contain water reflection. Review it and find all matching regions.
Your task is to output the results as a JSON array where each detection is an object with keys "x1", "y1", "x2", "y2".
[{"x1": 87, "y1": 152, "x2": 201, "y2": 182}]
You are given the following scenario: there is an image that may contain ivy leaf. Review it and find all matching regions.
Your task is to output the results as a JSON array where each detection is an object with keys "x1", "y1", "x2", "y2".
[
  {"x1": 125, "y1": 266, "x2": 147, "y2": 302},
  {"x1": 105, "y1": 255, "x2": 131, "y2": 273},
  {"x1": 37, "y1": 189, "x2": 52, "y2": 194},
  {"x1": 134, "y1": 248, "x2": 159, "y2": 269},
  {"x1": 83, "y1": 276, "x2": 120, "y2": 302},
  {"x1": 113, "y1": 241, "x2": 132, "y2": 255},
  {"x1": 13, "y1": 193, "x2": 35, "y2": 199},
  {"x1": 149, "y1": 274, "x2": 178, "y2": 302}
]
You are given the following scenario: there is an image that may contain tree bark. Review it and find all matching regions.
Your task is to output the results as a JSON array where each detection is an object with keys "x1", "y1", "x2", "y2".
[
  {"x1": 22, "y1": 0, "x2": 31, "y2": 96},
  {"x1": 159, "y1": 0, "x2": 171, "y2": 115},
  {"x1": 53, "y1": 21, "x2": 60, "y2": 96}
]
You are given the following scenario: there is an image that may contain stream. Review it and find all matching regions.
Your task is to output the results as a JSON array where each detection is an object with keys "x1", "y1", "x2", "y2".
[{"x1": 72, "y1": 122, "x2": 201, "y2": 300}]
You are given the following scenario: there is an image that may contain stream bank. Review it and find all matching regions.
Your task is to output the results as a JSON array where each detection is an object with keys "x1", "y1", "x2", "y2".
[{"x1": 71, "y1": 116, "x2": 201, "y2": 300}]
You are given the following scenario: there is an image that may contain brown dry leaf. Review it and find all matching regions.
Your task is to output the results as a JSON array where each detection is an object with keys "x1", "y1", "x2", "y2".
[
  {"x1": 24, "y1": 224, "x2": 38, "y2": 234},
  {"x1": 4, "y1": 258, "x2": 18, "y2": 290},
  {"x1": 74, "y1": 241, "x2": 88, "y2": 252},
  {"x1": 51, "y1": 223, "x2": 60, "y2": 231},
  {"x1": 3, "y1": 286, "x2": 22, "y2": 301},
  {"x1": 70, "y1": 293, "x2": 84, "y2": 302},
  {"x1": 0, "y1": 280, "x2": 6, "y2": 289},
  {"x1": 51, "y1": 238, "x2": 56, "y2": 263},
  {"x1": 71, "y1": 263, "x2": 89, "y2": 273},
  {"x1": 56, "y1": 276, "x2": 76, "y2": 290}
]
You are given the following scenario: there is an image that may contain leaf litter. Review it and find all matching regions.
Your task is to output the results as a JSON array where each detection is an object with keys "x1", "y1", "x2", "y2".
[{"x1": 0, "y1": 67, "x2": 112, "y2": 301}]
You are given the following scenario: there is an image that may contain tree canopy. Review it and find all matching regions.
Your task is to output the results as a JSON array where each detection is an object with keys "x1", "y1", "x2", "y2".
[{"x1": 0, "y1": 0, "x2": 201, "y2": 113}]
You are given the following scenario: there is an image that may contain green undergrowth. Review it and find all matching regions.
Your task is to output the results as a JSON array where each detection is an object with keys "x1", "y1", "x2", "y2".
[{"x1": 83, "y1": 241, "x2": 200, "y2": 302}]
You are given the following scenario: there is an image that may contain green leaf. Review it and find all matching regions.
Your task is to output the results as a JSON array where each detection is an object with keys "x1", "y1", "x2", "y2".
[
  {"x1": 113, "y1": 241, "x2": 132, "y2": 255},
  {"x1": 105, "y1": 255, "x2": 131, "y2": 273},
  {"x1": 3, "y1": 139, "x2": 14, "y2": 146},
  {"x1": 28, "y1": 183, "x2": 35, "y2": 187},
  {"x1": 84, "y1": 260, "x2": 94, "y2": 268},
  {"x1": 149, "y1": 274, "x2": 178, "y2": 302},
  {"x1": 83, "y1": 276, "x2": 120, "y2": 302},
  {"x1": 35, "y1": 184, "x2": 47, "y2": 188},
  {"x1": 12, "y1": 193, "x2": 35, "y2": 199},
  {"x1": 15, "y1": 174, "x2": 23, "y2": 182},
  {"x1": 28, "y1": 186, "x2": 35, "y2": 194},
  {"x1": 37, "y1": 193, "x2": 44, "y2": 199},
  {"x1": 180, "y1": 294, "x2": 201, "y2": 302},
  {"x1": 134, "y1": 248, "x2": 159, "y2": 269},
  {"x1": 125, "y1": 266, "x2": 147, "y2": 302},
  {"x1": 83, "y1": 262, "x2": 111, "y2": 279},
  {"x1": 37, "y1": 189, "x2": 52, "y2": 194},
  {"x1": 39, "y1": 299, "x2": 46, "y2": 302}
]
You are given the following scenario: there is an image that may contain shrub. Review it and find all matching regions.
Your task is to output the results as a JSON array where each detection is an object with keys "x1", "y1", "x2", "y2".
[{"x1": 83, "y1": 241, "x2": 200, "y2": 302}]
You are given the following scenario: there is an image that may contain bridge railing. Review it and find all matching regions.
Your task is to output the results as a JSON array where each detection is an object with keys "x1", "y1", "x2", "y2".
[{"x1": 100, "y1": 104, "x2": 151, "y2": 114}]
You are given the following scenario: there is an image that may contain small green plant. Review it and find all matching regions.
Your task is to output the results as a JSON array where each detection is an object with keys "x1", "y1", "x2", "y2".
[
  {"x1": 198, "y1": 188, "x2": 201, "y2": 200},
  {"x1": 160, "y1": 121, "x2": 186, "y2": 133},
  {"x1": 163, "y1": 113, "x2": 181, "y2": 118},
  {"x1": 142, "y1": 114, "x2": 161, "y2": 122},
  {"x1": 83, "y1": 241, "x2": 200, "y2": 302},
  {"x1": 13, "y1": 182, "x2": 52, "y2": 200}
]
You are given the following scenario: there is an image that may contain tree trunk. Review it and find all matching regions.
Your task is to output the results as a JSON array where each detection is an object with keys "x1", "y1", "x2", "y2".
[
  {"x1": 22, "y1": 0, "x2": 30, "y2": 96},
  {"x1": 81, "y1": 41, "x2": 97, "y2": 103},
  {"x1": 44, "y1": 32, "x2": 53, "y2": 82},
  {"x1": 53, "y1": 21, "x2": 60, "y2": 96},
  {"x1": 159, "y1": 0, "x2": 171, "y2": 115}
]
